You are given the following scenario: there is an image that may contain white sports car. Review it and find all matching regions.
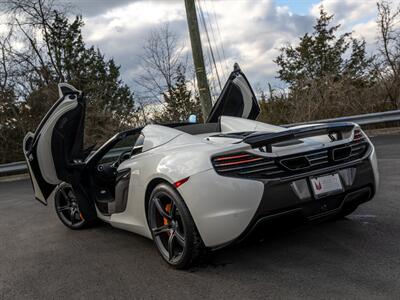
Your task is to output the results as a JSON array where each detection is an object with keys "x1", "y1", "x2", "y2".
[{"x1": 23, "y1": 66, "x2": 379, "y2": 268}]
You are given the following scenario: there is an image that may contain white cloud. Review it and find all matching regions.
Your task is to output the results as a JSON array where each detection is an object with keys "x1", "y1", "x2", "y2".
[
  {"x1": 352, "y1": 19, "x2": 379, "y2": 45},
  {"x1": 79, "y1": 0, "x2": 400, "y2": 96},
  {"x1": 81, "y1": 0, "x2": 314, "y2": 93},
  {"x1": 0, "y1": 14, "x2": 9, "y2": 35},
  {"x1": 63, "y1": 0, "x2": 138, "y2": 17},
  {"x1": 310, "y1": 0, "x2": 399, "y2": 57},
  {"x1": 84, "y1": 1, "x2": 185, "y2": 42},
  {"x1": 310, "y1": 0, "x2": 377, "y2": 25}
]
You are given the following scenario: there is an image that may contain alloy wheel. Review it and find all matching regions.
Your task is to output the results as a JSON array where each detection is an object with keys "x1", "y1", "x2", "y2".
[
  {"x1": 55, "y1": 185, "x2": 85, "y2": 228},
  {"x1": 149, "y1": 194, "x2": 186, "y2": 263}
]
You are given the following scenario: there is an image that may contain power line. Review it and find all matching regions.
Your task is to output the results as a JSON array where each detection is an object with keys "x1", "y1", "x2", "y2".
[
  {"x1": 197, "y1": 0, "x2": 222, "y2": 91},
  {"x1": 209, "y1": 0, "x2": 230, "y2": 77},
  {"x1": 197, "y1": 1, "x2": 220, "y2": 94},
  {"x1": 202, "y1": 0, "x2": 227, "y2": 83},
  {"x1": 195, "y1": 1, "x2": 217, "y2": 99}
]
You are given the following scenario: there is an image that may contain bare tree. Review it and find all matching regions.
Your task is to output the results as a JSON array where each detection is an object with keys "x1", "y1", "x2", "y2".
[
  {"x1": 134, "y1": 23, "x2": 188, "y2": 103},
  {"x1": 376, "y1": 0, "x2": 400, "y2": 109},
  {"x1": 1, "y1": 0, "x2": 58, "y2": 96},
  {"x1": 0, "y1": 26, "x2": 13, "y2": 91}
]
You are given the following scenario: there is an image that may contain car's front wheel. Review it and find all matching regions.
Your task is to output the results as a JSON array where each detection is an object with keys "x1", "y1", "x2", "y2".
[
  {"x1": 148, "y1": 183, "x2": 205, "y2": 269},
  {"x1": 54, "y1": 183, "x2": 89, "y2": 230}
]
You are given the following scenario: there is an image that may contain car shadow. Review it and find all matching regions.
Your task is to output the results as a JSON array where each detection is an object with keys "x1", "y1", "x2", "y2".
[
  {"x1": 84, "y1": 212, "x2": 369, "y2": 273},
  {"x1": 192, "y1": 215, "x2": 361, "y2": 271}
]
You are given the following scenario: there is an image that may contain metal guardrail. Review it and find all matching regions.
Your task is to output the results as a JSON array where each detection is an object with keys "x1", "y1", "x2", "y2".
[
  {"x1": 0, "y1": 147, "x2": 132, "y2": 177},
  {"x1": 1, "y1": 110, "x2": 400, "y2": 177},
  {"x1": 0, "y1": 161, "x2": 28, "y2": 176},
  {"x1": 284, "y1": 109, "x2": 400, "y2": 127}
]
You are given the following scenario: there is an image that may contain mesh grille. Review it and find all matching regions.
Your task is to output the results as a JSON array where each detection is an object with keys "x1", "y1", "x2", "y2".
[{"x1": 212, "y1": 138, "x2": 369, "y2": 179}]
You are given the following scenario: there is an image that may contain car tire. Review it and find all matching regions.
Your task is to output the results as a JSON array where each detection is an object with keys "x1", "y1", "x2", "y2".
[
  {"x1": 147, "y1": 183, "x2": 205, "y2": 269},
  {"x1": 54, "y1": 182, "x2": 92, "y2": 230}
]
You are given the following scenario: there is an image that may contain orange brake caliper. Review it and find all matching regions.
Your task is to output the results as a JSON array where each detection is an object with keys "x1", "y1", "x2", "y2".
[{"x1": 163, "y1": 203, "x2": 171, "y2": 226}]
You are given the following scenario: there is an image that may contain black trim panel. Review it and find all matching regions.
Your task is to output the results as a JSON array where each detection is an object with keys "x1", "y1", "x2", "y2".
[
  {"x1": 51, "y1": 95, "x2": 85, "y2": 182},
  {"x1": 243, "y1": 122, "x2": 355, "y2": 150},
  {"x1": 206, "y1": 64, "x2": 260, "y2": 123},
  {"x1": 235, "y1": 159, "x2": 376, "y2": 243},
  {"x1": 114, "y1": 168, "x2": 131, "y2": 214},
  {"x1": 212, "y1": 140, "x2": 370, "y2": 179}
]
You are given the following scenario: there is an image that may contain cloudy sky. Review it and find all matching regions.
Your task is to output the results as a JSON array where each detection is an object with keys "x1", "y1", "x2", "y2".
[{"x1": 67, "y1": 0, "x2": 398, "y2": 95}]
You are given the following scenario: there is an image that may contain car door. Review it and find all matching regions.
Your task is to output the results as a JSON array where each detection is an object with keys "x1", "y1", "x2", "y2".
[
  {"x1": 23, "y1": 83, "x2": 85, "y2": 205},
  {"x1": 206, "y1": 63, "x2": 260, "y2": 123}
]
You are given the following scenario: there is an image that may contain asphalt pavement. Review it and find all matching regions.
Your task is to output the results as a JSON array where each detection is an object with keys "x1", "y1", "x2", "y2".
[{"x1": 0, "y1": 134, "x2": 399, "y2": 299}]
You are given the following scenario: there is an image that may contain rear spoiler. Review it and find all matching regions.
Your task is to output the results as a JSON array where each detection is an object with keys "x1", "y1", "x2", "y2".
[{"x1": 243, "y1": 122, "x2": 356, "y2": 152}]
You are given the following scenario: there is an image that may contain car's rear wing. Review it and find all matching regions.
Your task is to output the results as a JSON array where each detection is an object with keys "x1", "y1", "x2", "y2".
[{"x1": 243, "y1": 122, "x2": 356, "y2": 152}]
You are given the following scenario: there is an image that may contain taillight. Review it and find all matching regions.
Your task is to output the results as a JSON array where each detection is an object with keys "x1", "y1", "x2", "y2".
[
  {"x1": 212, "y1": 153, "x2": 262, "y2": 167},
  {"x1": 214, "y1": 153, "x2": 252, "y2": 162},
  {"x1": 353, "y1": 129, "x2": 365, "y2": 142}
]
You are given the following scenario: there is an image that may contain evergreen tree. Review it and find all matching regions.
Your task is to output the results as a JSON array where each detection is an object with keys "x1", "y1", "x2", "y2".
[
  {"x1": 154, "y1": 66, "x2": 202, "y2": 123},
  {"x1": 0, "y1": 88, "x2": 25, "y2": 163},
  {"x1": 45, "y1": 14, "x2": 134, "y2": 117},
  {"x1": 275, "y1": 7, "x2": 375, "y2": 88},
  {"x1": 0, "y1": 1, "x2": 136, "y2": 162},
  {"x1": 26, "y1": 13, "x2": 135, "y2": 146}
]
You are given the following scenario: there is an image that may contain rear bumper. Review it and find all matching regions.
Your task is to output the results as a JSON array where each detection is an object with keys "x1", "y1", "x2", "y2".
[
  {"x1": 181, "y1": 148, "x2": 377, "y2": 249},
  {"x1": 257, "y1": 158, "x2": 375, "y2": 217},
  {"x1": 237, "y1": 155, "x2": 377, "y2": 243}
]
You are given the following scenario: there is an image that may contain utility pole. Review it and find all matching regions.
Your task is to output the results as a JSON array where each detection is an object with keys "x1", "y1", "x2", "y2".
[{"x1": 184, "y1": 0, "x2": 213, "y2": 120}]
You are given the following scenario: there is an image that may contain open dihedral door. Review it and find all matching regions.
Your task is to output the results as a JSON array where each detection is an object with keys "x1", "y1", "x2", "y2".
[
  {"x1": 23, "y1": 83, "x2": 86, "y2": 205},
  {"x1": 206, "y1": 63, "x2": 260, "y2": 123}
]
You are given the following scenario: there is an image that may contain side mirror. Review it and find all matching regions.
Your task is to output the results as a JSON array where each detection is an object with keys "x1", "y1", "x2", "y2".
[{"x1": 188, "y1": 114, "x2": 197, "y2": 123}]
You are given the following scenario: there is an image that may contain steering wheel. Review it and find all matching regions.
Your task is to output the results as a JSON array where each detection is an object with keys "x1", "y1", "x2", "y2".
[
  {"x1": 96, "y1": 149, "x2": 132, "y2": 180},
  {"x1": 111, "y1": 149, "x2": 132, "y2": 169}
]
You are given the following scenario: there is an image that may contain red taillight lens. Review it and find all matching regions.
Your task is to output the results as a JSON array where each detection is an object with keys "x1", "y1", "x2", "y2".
[
  {"x1": 353, "y1": 129, "x2": 365, "y2": 142},
  {"x1": 212, "y1": 152, "x2": 278, "y2": 177},
  {"x1": 215, "y1": 157, "x2": 262, "y2": 166},
  {"x1": 214, "y1": 154, "x2": 251, "y2": 162},
  {"x1": 212, "y1": 152, "x2": 263, "y2": 167}
]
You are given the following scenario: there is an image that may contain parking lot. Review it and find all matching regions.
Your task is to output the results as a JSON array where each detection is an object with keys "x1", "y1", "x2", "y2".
[{"x1": 0, "y1": 134, "x2": 399, "y2": 299}]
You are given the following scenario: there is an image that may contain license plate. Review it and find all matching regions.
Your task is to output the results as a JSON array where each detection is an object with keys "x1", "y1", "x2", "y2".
[{"x1": 310, "y1": 173, "x2": 343, "y2": 198}]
